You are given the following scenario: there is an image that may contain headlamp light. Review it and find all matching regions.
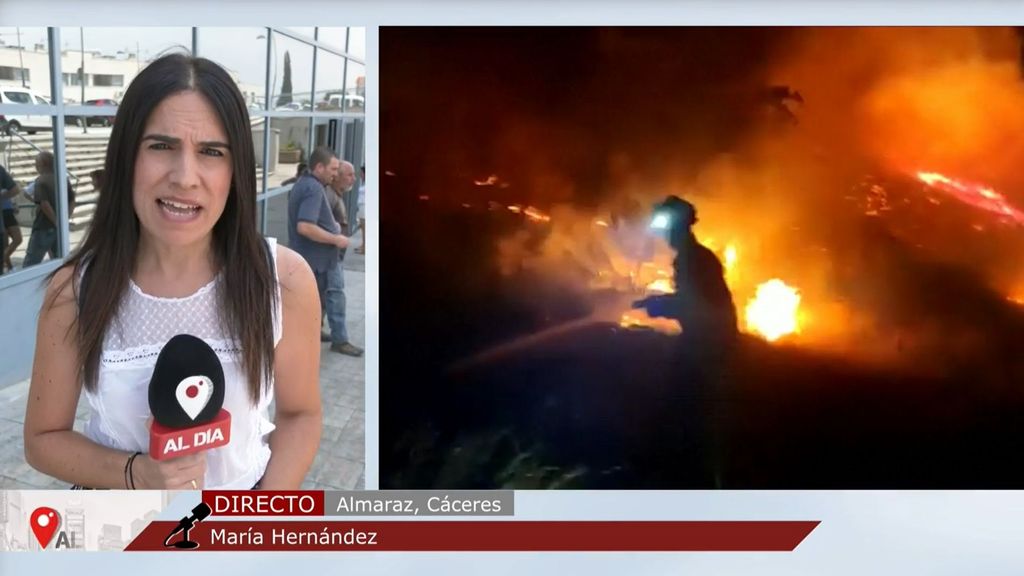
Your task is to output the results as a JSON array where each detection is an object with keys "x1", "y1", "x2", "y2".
[{"x1": 649, "y1": 212, "x2": 671, "y2": 230}]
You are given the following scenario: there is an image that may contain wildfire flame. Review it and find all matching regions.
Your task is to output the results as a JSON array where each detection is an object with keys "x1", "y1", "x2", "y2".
[
  {"x1": 619, "y1": 309, "x2": 682, "y2": 335},
  {"x1": 744, "y1": 279, "x2": 801, "y2": 342},
  {"x1": 645, "y1": 278, "x2": 675, "y2": 294},
  {"x1": 523, "y1": 206, "x2": 551, "y2": 223},
  {"x1": 916, "y1": 171, "x2": 1024, "y2": 225},
  {"x1": 724, "y1": 244, "x2": 738, "y2": 270}
]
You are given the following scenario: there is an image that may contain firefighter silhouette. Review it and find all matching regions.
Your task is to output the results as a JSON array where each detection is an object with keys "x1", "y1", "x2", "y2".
[
  {"x1": 632, "y1": 195, "x2": 737, "y2": 487},
  {"x1": 634, "y1": 195, "x2": 737, "y2": 355}
]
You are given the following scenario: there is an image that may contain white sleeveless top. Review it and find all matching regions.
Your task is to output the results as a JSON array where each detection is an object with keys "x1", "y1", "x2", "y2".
[{"x1": 81, "y1": 238, "x2": 283, "y2": 490}]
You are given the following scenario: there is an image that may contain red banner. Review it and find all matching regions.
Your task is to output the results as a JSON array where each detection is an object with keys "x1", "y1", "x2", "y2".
[
  {"x1": 126, "y1": 520, "x2": 818, "y2": 552},
  {"x1": 202, "y1": 491, "x2": 325, "y2": 516}
]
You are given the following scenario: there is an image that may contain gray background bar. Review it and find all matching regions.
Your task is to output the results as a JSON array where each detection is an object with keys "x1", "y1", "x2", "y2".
[{"x1": 325, "y1": 491, "x2": 514, "y2": 516}]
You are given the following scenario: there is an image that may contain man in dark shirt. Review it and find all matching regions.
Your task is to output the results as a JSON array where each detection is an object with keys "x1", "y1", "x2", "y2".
[
  {"x1": 23, "y1": 151, "x2": 74, "y2": 268},
  {"x1": 287, "y1": 146, "x2": 361, "y2": 356},
  {"x1": 0, "y1": 164, "x2": 22, "y2": 276}
]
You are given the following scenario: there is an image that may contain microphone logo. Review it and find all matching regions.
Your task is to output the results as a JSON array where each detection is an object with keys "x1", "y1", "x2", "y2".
[
  {"x1": 175, "y1": 376, "x2": 213, "y2": 421},
  {"x1": 164, "y1": 502, "x2": 213, "y2": 550}
]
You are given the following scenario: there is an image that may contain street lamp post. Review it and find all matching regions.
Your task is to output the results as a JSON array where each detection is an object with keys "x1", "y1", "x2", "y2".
[
  {"x1": 80, "y1": 28, "x2": 87, "y2": 134},
  {"x1": 15, "y1": 28, "x2": 26, "y2": 88},
  {"x1": 257, "y1": 33, "x2": 277, "y2": 109}
]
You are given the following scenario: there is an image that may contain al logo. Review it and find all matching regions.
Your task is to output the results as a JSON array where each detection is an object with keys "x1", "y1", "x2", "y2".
[{"x1": 30, "y1": 507, "x2": 75, "y2": 549}]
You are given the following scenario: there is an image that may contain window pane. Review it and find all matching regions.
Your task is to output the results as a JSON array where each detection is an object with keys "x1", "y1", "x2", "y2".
[
  {"x1": 264, "y1": 191, "x2": 291, "y2": 248},
  {"x1": 317, "y1": 27, "x2": 347, "y2": 52},
  {"x1": 271, "y1": 32, "x2": 314, "y2": 111},
  {"x1": 62, "y1": 115, "x2": 109, "y2": 254},
  {"x1": 253, "y1": 115, "x2": 269, "y2": 196},
  {"x1": 348, "y1": 28, "x2": 365, "y2": 60},
  {"x1": 283, "y1": 28, "x2": 316, "y2": 41},
  {"x1": 344, "y1": 61, "x2": 365, "y2": 112},
  {"x1": 1, "y1": 124, "x2": 73, "y2": 272},
  {"x1": 314, "y1": 51, "x2": 344, "y2": 109},
  {"x1": 197, "y1": 27, "x2": 268, "y2": 110},
  {"x1": 267, "y1": 117, "x2": 310, "y2": 189},
  {"x1": 58, "y1": 27, "x2": 191, "y2": 104},
  {"x1": 0, "y1": 27, "x2": 50, "y2": 98}
]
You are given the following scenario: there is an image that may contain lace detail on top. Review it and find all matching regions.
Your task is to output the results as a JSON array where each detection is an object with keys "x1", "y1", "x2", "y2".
[
  {"x1": 98, "y1": 239, "x2": 283, "y2": 367},
  {"x1": 103, "y1": 275, "x2": 229, "y2": 360}
]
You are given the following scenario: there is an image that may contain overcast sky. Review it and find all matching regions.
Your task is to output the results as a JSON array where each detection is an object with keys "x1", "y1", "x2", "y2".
[{"x1": 0, "y1": 26, "x2": 365, "y2": 96}]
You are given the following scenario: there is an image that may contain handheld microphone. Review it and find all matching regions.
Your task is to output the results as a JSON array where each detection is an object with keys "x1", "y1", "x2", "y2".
[{"x1": 148, "y1": 334, "x2": 232, "y2": 461}]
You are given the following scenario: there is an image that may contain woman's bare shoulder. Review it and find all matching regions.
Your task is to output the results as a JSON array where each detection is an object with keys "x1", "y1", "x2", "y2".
[
  {"x1": 43, "y1": 264, "x2": 79, "y2": 311},
  {"x1": 274, "y1": 244, "x2": 316, "y2": 295}
]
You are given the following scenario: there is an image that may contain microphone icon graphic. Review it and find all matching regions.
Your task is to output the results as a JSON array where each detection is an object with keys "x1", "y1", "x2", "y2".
[{"x1": 163, "y1": 502, "x2": 213, "y2": 549}]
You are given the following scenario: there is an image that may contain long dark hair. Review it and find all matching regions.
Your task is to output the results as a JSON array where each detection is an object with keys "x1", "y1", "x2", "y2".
[{"x1": 50, "y1": 53, "x2": 276, "y2": 406}]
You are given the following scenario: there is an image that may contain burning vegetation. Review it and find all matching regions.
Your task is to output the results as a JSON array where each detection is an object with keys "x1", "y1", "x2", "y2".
[
  {"x1": 381, "y1": 27, "x2": 1024, "y2": 489},
  {"x1": 456, "y1": 27, "x2": 1024, "y2": 372}
]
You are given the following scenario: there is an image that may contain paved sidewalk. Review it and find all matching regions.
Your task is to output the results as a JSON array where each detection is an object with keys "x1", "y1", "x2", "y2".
[{"x1": 0, "y1": 253, "x2": 365, "y2": 490}]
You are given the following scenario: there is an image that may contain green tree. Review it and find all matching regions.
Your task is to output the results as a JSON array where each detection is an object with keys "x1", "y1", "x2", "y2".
[{"x1": 276, "y1": 51, "x2": 293, "y2": 107}]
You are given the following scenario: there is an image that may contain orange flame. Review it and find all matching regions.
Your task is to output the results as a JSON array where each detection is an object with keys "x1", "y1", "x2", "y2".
[
  {"x1": 523, "y1": 206, "x2": 551, "y2": 223},
  {"x1": 745, "y1": 279, "x2": 802, "y2": 342},
  {"x1": 916, "y1": 171, "x2": 1024, "y2": 224}
]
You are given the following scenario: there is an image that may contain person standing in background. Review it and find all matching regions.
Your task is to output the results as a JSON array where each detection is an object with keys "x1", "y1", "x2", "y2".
[
  {"x1": 355, "y1": 165, "x2": 366, "y2": 254},
  {"x1": 287, "y1": 146, "x2": 360, "y2": 356},
  {"x1": 23, "y1": 152, "x2": 75, "y2": 267},
  {"x1": 0, "y1": 164, "x2": 23, "y2": 275},
  {"x1": 322, "y1": 161, "x2": 364, "y2": 357}
]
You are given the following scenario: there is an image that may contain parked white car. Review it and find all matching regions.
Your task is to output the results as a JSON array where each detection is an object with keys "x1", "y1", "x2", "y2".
[
  {"x1": 317, "y1": 94, "x2": 364, "y2": 111},
  {"x1": 0, "y1": 87, "x2": 53, "y2": 135}
]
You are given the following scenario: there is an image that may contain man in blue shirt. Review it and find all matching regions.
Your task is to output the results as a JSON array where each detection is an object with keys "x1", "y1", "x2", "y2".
[{"x1": 287, "y1": 146, "x2": 361, "y2": 356}]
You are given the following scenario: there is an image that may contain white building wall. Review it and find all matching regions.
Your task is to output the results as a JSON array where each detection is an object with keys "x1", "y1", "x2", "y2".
[{"x1": 0, "y1": 46, "x2": 141, "y2": 102}]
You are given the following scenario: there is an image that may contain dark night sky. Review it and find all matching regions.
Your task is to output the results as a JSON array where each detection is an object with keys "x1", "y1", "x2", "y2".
[{"x1": 381, "y1": 27, "x2": 794, "y2": 203}]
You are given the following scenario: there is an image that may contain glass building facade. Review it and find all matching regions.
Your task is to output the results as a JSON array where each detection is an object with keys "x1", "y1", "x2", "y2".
[{"x1": 0, "y1": 27, "x2": 366, "y2": 387}]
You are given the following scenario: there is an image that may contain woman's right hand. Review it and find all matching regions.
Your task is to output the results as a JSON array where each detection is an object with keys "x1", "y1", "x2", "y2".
[{"x1": 133, "y1": 452, "x2": 207, "y2": 490}]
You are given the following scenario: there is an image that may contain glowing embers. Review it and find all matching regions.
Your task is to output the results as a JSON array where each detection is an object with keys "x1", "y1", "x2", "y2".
[
  {"x1": 523, "y1": 206, "x2": 551, "y2": 223},
  {"x1": 618, "y1": 308, "x2": 682, "y2": 335},
  {"x1": 723, "y1": 244, "x2": 739, "y2": 284},
  {"x1": 473, "y1": 174, "x2": 510, "y2": 188},
  {"x1": 744, "y1": 279, "x2": 802, "y2": 342},
  {"x1": 504, "y1": 204, "x2": 551, "y2": 223},
  {"x1": 916, "y1": 171, "x2": 1024, "y2": 225},
  {"x1": 645, "y1": 277, "x2": 675, "y2": 295}
]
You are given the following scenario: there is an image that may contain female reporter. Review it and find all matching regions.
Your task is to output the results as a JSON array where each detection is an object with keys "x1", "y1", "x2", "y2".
[{"x1": 23, "y1": 53, "x2": 323, "y2": 490}]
